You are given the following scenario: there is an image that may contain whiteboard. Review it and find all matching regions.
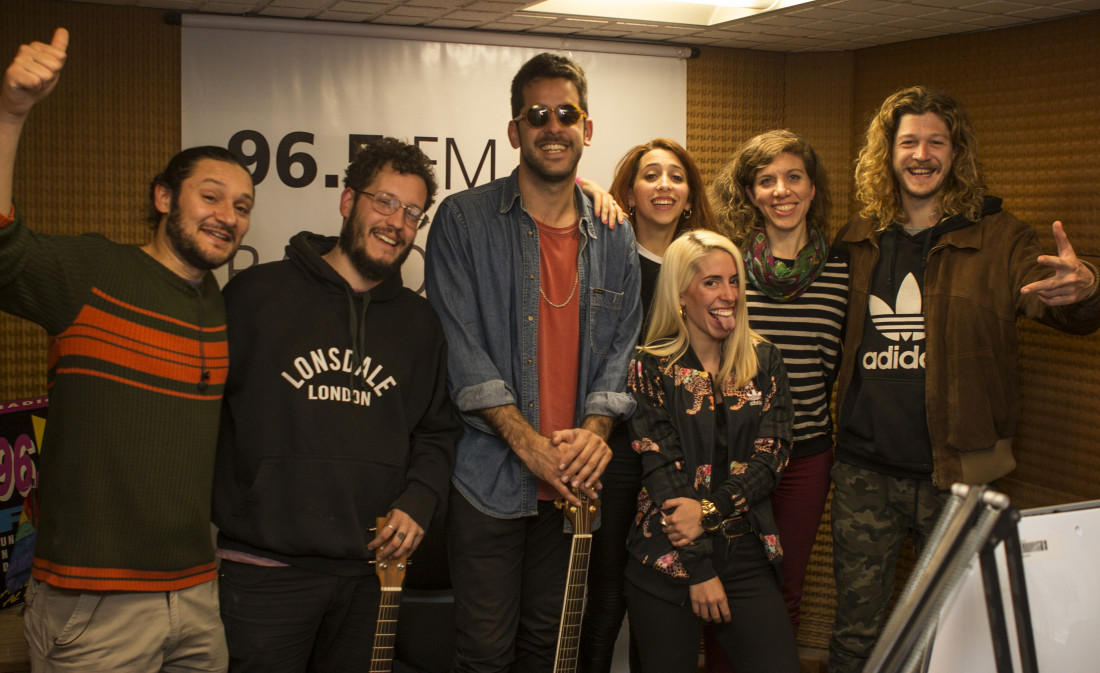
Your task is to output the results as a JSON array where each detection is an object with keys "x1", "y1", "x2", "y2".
[{"x1": 927, "y1": 499, "x2": 1100, "y2": 673}]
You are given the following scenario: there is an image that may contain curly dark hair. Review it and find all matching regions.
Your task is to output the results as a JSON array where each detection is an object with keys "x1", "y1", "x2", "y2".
[{"x1": 344, "y1": 137, "x2": 438, "y2": 212}]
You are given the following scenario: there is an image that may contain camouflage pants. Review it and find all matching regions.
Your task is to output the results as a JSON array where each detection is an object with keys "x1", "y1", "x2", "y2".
[{"x1": 828, "y1": 461, "x2": 948, "y2": 673}]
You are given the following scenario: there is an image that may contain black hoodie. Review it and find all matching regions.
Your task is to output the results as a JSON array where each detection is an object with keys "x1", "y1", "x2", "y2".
[
  {"x1": 213, "y1": 232, "x2": 459, "y2": 575},
  {"x1": 836, "y1": 197, "x2": 1002, "y2": 479}
]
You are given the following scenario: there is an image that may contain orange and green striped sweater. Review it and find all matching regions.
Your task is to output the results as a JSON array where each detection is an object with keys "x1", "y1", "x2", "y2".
[{"x1": 0, "y1": 208, "x2": 226, "y2": 592}]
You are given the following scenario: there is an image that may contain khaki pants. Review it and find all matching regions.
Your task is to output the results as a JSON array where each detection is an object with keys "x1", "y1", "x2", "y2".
[{"x1": 22, "y1": 578, "x2": 227, "y2": 673}]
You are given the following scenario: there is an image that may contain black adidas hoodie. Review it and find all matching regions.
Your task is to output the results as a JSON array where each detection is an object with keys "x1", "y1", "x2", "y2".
[
  {"x1": 213, "y1": 232, "x2": 459, "y2": 575},
  {"x1": 836, "y1": 198, "x2": 1002, "y2": 480}
]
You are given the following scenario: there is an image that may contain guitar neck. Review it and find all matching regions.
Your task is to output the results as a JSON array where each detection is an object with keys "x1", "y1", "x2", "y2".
[
  {"x1": 370, "y1": 517, "x2": 409, "y2": 673},
  {"x1": 553, "y1": 530, "x2": 593, "y2": 673},
  {"x1": 369, "y1": 586, "x2": 403, "y2": 673}
]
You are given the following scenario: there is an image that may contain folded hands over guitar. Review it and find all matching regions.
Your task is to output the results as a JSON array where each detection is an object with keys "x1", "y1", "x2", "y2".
[
  {"x1": 516, "y1": 431, "x2": 602, "y2": 506},
  {"x1": 476, "y1": 404, "x2": 611, "y2": 506},
  {"x1": 551, "y1": 425, "x2": 611, "y2": 501}
]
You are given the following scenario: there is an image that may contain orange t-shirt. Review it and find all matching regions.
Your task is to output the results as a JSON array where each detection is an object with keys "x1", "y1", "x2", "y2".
[{"x1": 535, "y1": 219, "x2": 580, "y2": 501}]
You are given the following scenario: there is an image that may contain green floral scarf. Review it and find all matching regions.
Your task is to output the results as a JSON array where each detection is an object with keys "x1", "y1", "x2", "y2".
[{"x1": 743, "y1": 225, "x2": 829, "y2": 302}]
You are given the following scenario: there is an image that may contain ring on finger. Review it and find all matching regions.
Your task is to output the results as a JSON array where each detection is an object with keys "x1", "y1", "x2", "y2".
[{"x1": 396, "y1": 531, "x2": 406, "y2": 541}]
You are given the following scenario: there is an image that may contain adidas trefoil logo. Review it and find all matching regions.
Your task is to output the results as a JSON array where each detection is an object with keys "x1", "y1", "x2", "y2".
[{"x1": 864, "y1": 273, "x2": 926, "y2": 370}]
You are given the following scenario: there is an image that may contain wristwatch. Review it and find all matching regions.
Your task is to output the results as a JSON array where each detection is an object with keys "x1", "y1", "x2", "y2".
[{"x1": 699, "y1": 498, "x2": 722, "y2": 532}]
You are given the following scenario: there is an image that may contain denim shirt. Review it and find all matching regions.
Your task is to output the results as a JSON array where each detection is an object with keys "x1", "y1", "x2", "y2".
[{"x1": 424, "y1": 169, "x2": 642, "y2": 518}]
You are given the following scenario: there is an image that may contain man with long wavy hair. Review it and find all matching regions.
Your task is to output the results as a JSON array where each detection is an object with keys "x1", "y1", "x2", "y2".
[{"x1": 828, "y1": 85, "x2": 1100, "y2": 673}]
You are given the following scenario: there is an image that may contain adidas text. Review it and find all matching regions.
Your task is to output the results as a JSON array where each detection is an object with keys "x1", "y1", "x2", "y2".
[{"x1": 862, "y1": 344, "x2": 926, "y2": 370}]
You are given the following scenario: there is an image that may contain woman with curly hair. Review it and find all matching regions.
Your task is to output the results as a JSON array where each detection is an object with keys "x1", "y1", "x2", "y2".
[
  {"x1": 623, "y1": 230, "x2": 798, "y2": 673},
  {"x1": 580, "y1": 138, "x2": 722, "y2": 673},
  {"x1": 707, "y1": 130, "x2": 849, "y2": 641}
]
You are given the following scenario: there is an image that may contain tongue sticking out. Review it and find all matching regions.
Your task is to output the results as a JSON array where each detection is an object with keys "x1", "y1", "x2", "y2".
[{"x1": 711, "y1": 309, "x2": 736, "y2": 333}]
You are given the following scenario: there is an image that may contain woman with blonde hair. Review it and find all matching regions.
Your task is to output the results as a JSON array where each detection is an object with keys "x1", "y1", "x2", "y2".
[
  {"x1": 707, "y1": 130, "x2": 848, "y2": 644},
  {"x1": 623, "y1": 230, "x2": 798, "y2": 673},
  {"x1": 580, "y1": 139, "x2": 723, "y2": 673}
]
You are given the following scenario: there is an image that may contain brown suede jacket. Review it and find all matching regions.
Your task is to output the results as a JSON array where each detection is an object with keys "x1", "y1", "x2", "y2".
[{"x1": 834, "y1": 201, "x2": 1100, "y2": 487}]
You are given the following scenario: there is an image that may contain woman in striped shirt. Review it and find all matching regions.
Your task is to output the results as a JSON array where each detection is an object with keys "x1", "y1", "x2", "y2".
[{"x1": 708, "y1": 130, "x2": 850, "y2": 640}]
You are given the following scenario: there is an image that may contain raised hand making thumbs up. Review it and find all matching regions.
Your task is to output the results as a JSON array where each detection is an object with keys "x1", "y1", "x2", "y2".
[{"x1": 1, "y1": 28, "x2": 69, "y2": 212}]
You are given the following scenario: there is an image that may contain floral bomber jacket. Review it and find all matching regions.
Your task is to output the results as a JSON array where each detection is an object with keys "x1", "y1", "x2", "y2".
[{"x1": 626, "y1": 342, "x2": 793, "y2": 588}]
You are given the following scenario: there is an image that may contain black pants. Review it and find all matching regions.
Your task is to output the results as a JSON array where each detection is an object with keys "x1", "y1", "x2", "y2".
[
  {"x1": 624, "y1": 534, "x2": 799, "y2": 673},
  {"x1": 580, "y1": 426, "x2": 641, "y2": 673},
  {"x1": 447, "y1": 489, "x2": 570, "y2": 673},
  {"x1": 218, "y1": 560, "x2": 380, "y2": 673}
]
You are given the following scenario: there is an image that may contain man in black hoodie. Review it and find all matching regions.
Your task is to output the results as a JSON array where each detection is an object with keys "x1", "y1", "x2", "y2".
[
  {"x1": 828, "y1": 86, "x2": 1100, "y2": 673},
  {"x1": 212, "y1": 138, "x2": 460, "y2": 673}
]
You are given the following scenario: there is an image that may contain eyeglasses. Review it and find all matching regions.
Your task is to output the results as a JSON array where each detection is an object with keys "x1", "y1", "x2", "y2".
[
  {"x1": 512, "y1": 104, "x2": 587, "y2": 128},
  {"x1": 356, "y1": 190, "x2": 430, "y2": 230}
]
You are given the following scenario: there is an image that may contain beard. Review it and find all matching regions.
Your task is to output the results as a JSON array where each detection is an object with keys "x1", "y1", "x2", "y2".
[
  {"x1": 338, "y1": 201, "x2": 412, "y2": 283},
  {"x1": 893, "y1": 162, "x2": 949, "y2": 203},
  {"x1": 519, "y1": 134, "x2": 582, "y2": 184},
  {"x1": 898, "y1": 179, "x2": 945, "y2": 202},
  {"x1": 164, "y1": 201, "x2": 236, "y2": 272}
]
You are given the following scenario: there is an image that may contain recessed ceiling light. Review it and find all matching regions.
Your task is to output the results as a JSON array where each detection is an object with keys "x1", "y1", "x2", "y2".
[
  {"x1": 521, "y1": 0, "x2": 811, "y2": 27},
  {"x1": 669, "y1": 0, "x2": 778, "y2": 8}
]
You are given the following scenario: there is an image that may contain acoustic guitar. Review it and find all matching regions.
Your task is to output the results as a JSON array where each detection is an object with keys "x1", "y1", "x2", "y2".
[
  {"x1": 369, "y1": 516, "x2": 409, "y2": 673},
  {"x1": 553, "y1": 490, "x2": 600, "y2": 673}
]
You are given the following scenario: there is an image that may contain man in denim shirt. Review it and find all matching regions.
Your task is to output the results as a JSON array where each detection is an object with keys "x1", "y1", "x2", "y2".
[{"x1": 425, "y1": 53, "x2": 641, "y2": 673}]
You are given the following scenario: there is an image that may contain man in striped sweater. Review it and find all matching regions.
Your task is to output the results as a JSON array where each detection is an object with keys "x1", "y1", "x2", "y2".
[{"x1": 1, "y1": 29, "x2": 255, "y2": 672}]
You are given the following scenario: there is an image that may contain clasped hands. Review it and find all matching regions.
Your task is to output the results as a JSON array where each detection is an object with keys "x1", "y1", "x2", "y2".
[{"x1": 521, "y1": 427, "x2": 610, "y2": 506}]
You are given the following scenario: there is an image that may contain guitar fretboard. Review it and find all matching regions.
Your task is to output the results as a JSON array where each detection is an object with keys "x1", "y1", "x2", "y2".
[
  {"x1": 553, "y1": 532, "x2": 592, "y2": 673},
  {"x1": 369, "y1": 588, "x2": 403, "y2": 673}
]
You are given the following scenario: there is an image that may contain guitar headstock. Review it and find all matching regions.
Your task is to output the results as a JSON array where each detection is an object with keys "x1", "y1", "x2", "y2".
[
  {"x1": 372, "y1": 516, "x2": 409, "y2": 589},
  {"x1": 374, "y1": 556, "x2": 407, "y2": 588},
  {"x1": 555, "y1": 489, "x2": 600, "y2": 535}
]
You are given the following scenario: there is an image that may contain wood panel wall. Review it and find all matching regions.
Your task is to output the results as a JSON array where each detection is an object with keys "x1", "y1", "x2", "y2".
[{"x1": 0, "y1": 0, "x2": 180, "y2": 401}]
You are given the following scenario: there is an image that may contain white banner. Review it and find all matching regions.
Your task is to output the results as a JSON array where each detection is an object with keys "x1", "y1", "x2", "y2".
[{"x1": 182, "y1": 26, "x2": 686, "y2": 290}]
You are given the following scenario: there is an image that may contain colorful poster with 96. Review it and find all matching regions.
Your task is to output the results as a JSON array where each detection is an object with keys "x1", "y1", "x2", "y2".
[{"x1": 0, "y1": 396, "x2": 45, "y2": 608}]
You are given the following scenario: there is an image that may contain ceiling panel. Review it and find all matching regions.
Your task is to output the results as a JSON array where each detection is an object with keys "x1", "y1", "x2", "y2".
[{"x1": 69, "y1": 0, "x2": 1098, "y2": 52}]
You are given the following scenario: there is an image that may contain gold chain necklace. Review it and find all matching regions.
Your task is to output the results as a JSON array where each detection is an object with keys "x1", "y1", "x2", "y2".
[{"x1": 540, "y1": 271, "x2": 579, "y2": 308}]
